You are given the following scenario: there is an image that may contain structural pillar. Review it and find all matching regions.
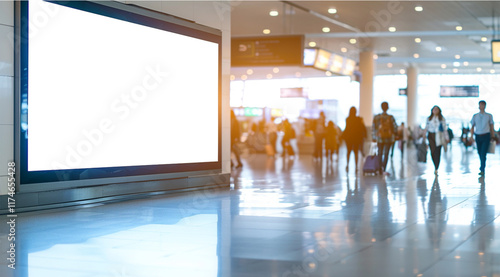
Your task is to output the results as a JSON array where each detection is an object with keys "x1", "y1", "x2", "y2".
[
  {"x1": 406, "y1": 66, "x2": 419, "y2": 129},
  {"x1": 359, "y1": 51, "x2": 375, "y2": 127}
]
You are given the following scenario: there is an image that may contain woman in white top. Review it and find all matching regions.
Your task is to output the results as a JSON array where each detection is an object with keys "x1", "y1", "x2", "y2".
[{"x1": 425, "y1": 106, "x2": 449, "y2": 175}]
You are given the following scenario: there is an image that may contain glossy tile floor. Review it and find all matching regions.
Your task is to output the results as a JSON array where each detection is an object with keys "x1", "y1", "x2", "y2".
[{"x1": 1, "y1": 141, "x2": 500, "y2": 277}]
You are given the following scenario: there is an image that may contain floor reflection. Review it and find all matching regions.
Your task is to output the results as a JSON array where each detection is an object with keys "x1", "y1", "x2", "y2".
[{"x1": 2, "y1": 141, "x2": 500, "y2": 277}]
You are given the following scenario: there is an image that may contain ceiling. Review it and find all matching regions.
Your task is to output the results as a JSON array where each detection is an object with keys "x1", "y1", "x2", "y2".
[{"x1": 230, "y1": 1, "x2": 500, "y2": 80}]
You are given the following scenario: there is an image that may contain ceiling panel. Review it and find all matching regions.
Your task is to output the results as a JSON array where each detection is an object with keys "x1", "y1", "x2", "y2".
[{"x1": 230, "y1": 1, "x2": 500, "y2": 79}]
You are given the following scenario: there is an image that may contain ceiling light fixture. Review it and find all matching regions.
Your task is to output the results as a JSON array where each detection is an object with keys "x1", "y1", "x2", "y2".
[
  {"x1": 388, "y1": 27, "x2": 396, "y2": 32},
  {"x1": 273, "y1": 67, "x2": 280, "y2": 73},
  {"x1": 390, "y1": 46, "x2": 397, "y2": 52},
  {"x1": 387, "y1": 63, "x2": 393, "y2": 68},
  {"x1": 463, "y1": 61, "x2": 469, "y2": 66},
  {"x1": 246, "y1": 69, "x2": 254, "y2": 75},
  {"x1": 266, "y1": 74, "x2": 273, "y2": 79},
  {"x1": 481, "y1": 37, "x2": 488, "y2": 42},
  {"x1": 436, "y1": 46, "x2": 442, "y2": 52},
  {"x1": 455, "y1": 55, "x2": 460, "y2": 59},
  {"x1": 441, "y1": 64, "x2": 447, "y2": 69},
  {"x1": 373, "y1": 54, "x2": 379, "y2": 59},
  {"x1": 322, "y1": 27, "x2": 331, "y2": 33},
  {"x1": 476, "y1": 67, "x2": 482, "y2": 72},
  {"x1": 328, "y1": 8, "x2": 337, "y2": 14},
  {"x1": 309, "y1": 42, "x2": 317, "y2": 47},
  {"x1": 456, "y1": 26, "x2": 463, "y2": 31},
  {"x1": 349, "y1": 38, "x2": 357, "y2": 44},
  {"x1": 415, "y1": 38, "x2": 421, "y2": 43},
  {"x1": 263, "y1": 29, "x2": 271, "y2": 34},
  {"x1": 453, "y1": 68, "x2": 459, "y2": 73},
  {"x1": 269, "y1": 10, "x2": 279, "y2": 16},
  {"x1": 413, "y1": 53, "x2": 420, "y2": 58},
  {"x1": 341, "y1": 47, "x2": 347, "y2": 53},
  {"x1": 490, "y1": 69, "x2": 496, "y2": 73},
  {"x1": 400, "y1": 69, "x2": 406, "y2": 74},
  {"x1": 415, "y1": 6, "x2": 423, "y2": 12},
  {"x1": 453, "y1": 62, "x2": 460, "y2": 67}
]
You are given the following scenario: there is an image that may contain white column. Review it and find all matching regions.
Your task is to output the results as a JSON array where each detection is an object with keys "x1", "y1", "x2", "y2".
[
  {"x1": 406, "y1": 66, "x2": 419, "y2": 128},
  {"x1": 359, "y1": 51, "x2": 375, "y2": 127}
]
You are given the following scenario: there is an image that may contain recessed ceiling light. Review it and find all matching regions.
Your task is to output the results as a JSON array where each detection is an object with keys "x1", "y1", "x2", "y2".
[
  {"x1": 400, "y1": 69, "x2": 406, "y2": 74},
  {"x1": 241, "y1": 75, "x2": 248, "y2": 80},
  {"x1": 246, "y1": 69, "x2": 254, "y2": 75},
  {"x1": 388, "y1": 27, "x2": 396, "y2": 32},
  {"x1": 441, "y1": 64, "x2": 447, "y2": 69},
  {"x1": 455, "y1": 55, "x2": 461, "y2": 59},
  {"x1": 230, "y1": 75, "x2": 235, "y2": 81},
  {"x1": 322, "y1": 27, "x2": 331, "y2": 33},
  {"x1": 490, "y1": 69, "x2": 496, "y2": 73},
  {"x1": 476, "y1": 67, "x2": 482, "y2": 72},
  {"x1": 436, "y1": 46, "x2": 442, "y2": 52},
  {"x1": 463, "y1": 61, "x2": 469, "y2": 66},
  {"x1": 481, "y1": 37, "x2": 488, "y2": 42},
  {"x1": 328, "y1": 8, "x2": 337, "y2": 14},
  {"x1": 309, "y1": 41, "x2": 317, "y2": 47},
  {"x1": 415, "y1": 6, "x2": 423, "y2": 12},
  {"x1": 266, "y1": 74, "x2": 273, "y2": 79},
  {"x1": 269, "y1": 10, "x2": 279, "y2": 16},
  {"x1": 341, "y1": 47, "x2": 347, "y2": 53},
  {"x1": 273, "y1": 67, "x2": 279, "y2": 73},
  {"x1": 456, "y1": 26, "x2": 463, "y2": 31},
  {"x1": 415, "y1": 38, "x2": 421, "y2": 43},
  {"x1": 263, "y1": 29, "x2": 271, "y2": 34},
  {"x1": 453, "y1": 62, "x2": 460, "y2": 67},
  {"x1": 390, "y1": 46, "x2": 397, "y2": 52},
  {"x1": 295, "y1": 72, "x2": 301, "y2": 77},
  {"x1": 413, "y1": 53, "x2": 420, "y2": 58},
  {"x1": 325, "y1": 71, "x2": 333, "y2": 76},
  {"x1": 373, "y1": 54, "x2": 378, "y2": 59},
  {"x1": 349, "y1": 38, "x2": 357, "y2": 44},
  {"x1": 387, "y1": 63, "x2": 393, "y2": 68},
  {"x1": 453, "y1": 68, "x2": 459, "y2": 73}
]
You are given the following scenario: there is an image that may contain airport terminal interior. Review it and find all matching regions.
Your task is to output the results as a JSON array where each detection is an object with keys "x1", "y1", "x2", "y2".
[
  {"x1": 3, "y1": 1, "x2": 500, "y2": 277},
  {"x1": 2, "y1": 142, "x2": 500, "y2": 277}
]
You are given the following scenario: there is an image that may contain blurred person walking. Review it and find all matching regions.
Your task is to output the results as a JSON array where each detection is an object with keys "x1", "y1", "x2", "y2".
[
  {"x1": 325, "y1": 120, "x2": 339, "y2": 161},
  {"x1": 230, "y1": 110, "x2": 243, "y2": 168},
  {"x1": 397, "y1": 122, "x2": 409, "y2": 157},
  {"x1": 424, "y1": 106, "x2": 449, "y2": 175},
  {"x1": 470, "y1": 100, "x2": 495, "y2": 176},
  {"x1": 281, "y1": 119, "x2": 296, "y2": 158},
  {"x1": 372, "y1": 102, "x2": 398, "y2": 175},
  {"x1": 265, "y1": 117, "x2": 278, "y2": 156},
  {"x1": 314, "y1": 111, "x2": 326, "y2": 161},
  {"x1": 342, "y1": 107, "x2": 367, "y2": 173}
]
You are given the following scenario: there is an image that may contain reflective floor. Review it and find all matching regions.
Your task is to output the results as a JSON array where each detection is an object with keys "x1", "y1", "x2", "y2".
[{"x1": 1, "y1": 141, "x2": 500, "y2": 277}]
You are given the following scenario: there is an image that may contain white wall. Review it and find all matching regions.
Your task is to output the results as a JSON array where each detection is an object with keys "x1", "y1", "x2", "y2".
[
  {"x1": 0, "y1": 1, "x2": 231, "y2": 196},
  {"x1": 0, "y1": 0, "x2": 14, "y2": 196}
]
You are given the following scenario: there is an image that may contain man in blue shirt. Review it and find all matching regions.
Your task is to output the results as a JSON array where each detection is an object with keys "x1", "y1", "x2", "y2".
[{"x1": 470, "y1": 100, "x2": 495, "y2": 176}]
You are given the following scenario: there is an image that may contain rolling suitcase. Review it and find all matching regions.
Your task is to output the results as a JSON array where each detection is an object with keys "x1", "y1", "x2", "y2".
[
  {"x1": 417, "y1": 142, "x2": 427, "y2": 163},
  {"x1": 363, "y1": 143, "x2": 381, "y2": 175}
]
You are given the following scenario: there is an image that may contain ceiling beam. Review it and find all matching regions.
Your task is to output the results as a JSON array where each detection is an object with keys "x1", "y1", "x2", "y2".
[{"x1": 308, "y1": 30, "x2": 495, "y2": 38}]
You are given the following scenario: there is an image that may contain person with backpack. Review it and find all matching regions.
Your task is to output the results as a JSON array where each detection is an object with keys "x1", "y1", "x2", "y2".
[{"x1": 372, "y1": 102, "x2": 398, "y2": 175}]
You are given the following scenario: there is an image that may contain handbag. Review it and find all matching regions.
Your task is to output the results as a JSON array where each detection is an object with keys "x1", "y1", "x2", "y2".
[
  {"x1": 435, "y1": 131, "x2": 443, "y2": 147},
  {"x1": 488, "y1": 140, "x2": 496, "y2": 154}
]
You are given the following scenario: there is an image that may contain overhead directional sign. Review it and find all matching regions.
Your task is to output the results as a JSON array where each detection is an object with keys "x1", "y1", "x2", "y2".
[{"x1": 231, "y1": 35, "x2": 304, "y2": 66}]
